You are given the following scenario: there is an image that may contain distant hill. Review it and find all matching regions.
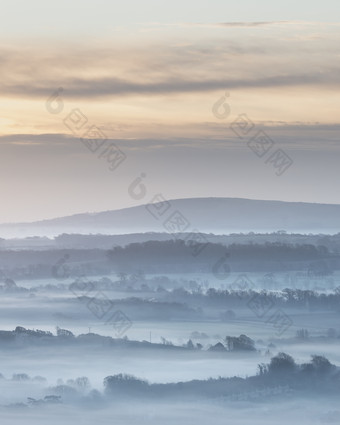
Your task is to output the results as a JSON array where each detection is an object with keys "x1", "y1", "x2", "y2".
[{"x1": 1, "y1": 197, "x2": 340, "y2": 238}]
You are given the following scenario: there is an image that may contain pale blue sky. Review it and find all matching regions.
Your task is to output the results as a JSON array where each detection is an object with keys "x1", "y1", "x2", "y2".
[{"x1": 1, "y1": 0, "x2": 339, "y2": 39}]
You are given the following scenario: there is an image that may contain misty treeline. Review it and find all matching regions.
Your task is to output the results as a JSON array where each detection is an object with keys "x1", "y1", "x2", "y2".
[
  {"x1": 0, "y1": 327, "x2": 259, "y2": 353},
  {"x1": 2, "y1": 276, "x2": 340, "y2": 322},
  {"x1": 176, "y1": 287, "x2": 340, "y2": 312},
  {"x1": 0, "y1": 239, "x2": 338, "y2": 280},
  {"x1": 2, "y1": 351, "x2": 339, "y2": 410},
  {"x1": 1, "y1": 326, "x2": 339, "y2": 357},
  {"x1": 5, "y1": 352, "x2": 339, "y2": 409},
  {"x1": 49, "y1": 282, "x2": 340, "y2": 314},
  {"x1": 0, "y1": 326, "x2": 206, "y2": 351},
  {"x1": 103, "y1": 353, "x2": 339, "y2": 400},
  {"x1": 107, "y1": 240, "x2": 337, "y2": 273},
  {"x1": 72, "y1": 288, "x2": 340, "y2": 322},
  {"x1": 3, "y1": 231, "x2": 340, "y2": 252}
]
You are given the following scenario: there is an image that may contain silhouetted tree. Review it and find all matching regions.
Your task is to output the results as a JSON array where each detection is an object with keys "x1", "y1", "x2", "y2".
[{"x1": 268, "y1": 352, "x2": 296, "y2": 374}]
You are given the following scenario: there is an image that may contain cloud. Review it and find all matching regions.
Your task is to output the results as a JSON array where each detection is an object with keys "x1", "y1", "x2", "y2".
[
  {"x1": 207, "y1": 21, "x2": 287, "y2": 28},
  {"x1": 148, "y1": 20, "x2": 340, "y2": 30},
  {"x1": 2, "y1": 123, "x2": 340, "y2": 152},
  {"x1": 2, "y1": 70, "x2": 340, "y2": 100},
  {"x1": 0, "y1": 21, "x2": 339, "y2": 100}
]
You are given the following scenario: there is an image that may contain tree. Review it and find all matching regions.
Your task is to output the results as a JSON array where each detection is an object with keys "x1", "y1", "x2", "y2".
[
  {"x1": 4, "y1": 278, "x2": 17, "y2": 290},
  {"x1": 56, "y1": 327, "x2": 74, "y2": 338},
  {"x1": 75, "y1": 377, "x2": 90, "y2": 389},
  {"x1": 49, "y1": 385, "x2": 78, "y2": 397},
  {"x1": 257, "y1": 363, "x2": 268, "y2": 376},
  {"x1": 12, "y1": 373, "x2": 29, "y2": 381},
  {"x1": 117, "y1": 272, "x2": 128, "y2": 283},
  {"x1": 160, "y1": 337, "x2": 173, "y2": 346},
  {"x1": 14, "y1": 326, "x2": 27, "y2": 334},
  {"x1": 311, "y1": 355, "x2": 335, "y2": 374},
  {"x1": 209, "y1": 342, "x2": 226, "y2": 352},
  {"x1": 44, "y1": 395, "x2": 62, "y2": 404},
  {"x1": 268, "y1": 352, "x2": 296, "y2": 374},
  {"x1": 104, "y1": 374, "x2": 148, "y2": 396},
  {"x1": 185, "y1": 339, "x2": 195, "y2": 349},
  {"x1": 296, "y1": 329, "x2": 309, "y2": 340}
]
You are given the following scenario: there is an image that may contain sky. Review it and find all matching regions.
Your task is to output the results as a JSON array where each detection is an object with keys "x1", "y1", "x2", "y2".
[{"x1": 1, "y1": 0, "x2": 340, "y2": 222}]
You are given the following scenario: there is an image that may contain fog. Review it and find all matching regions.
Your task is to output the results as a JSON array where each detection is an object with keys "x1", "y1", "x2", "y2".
[
  {"x1": 2, "y1": 399, "x2": 339, "y2": 425},
  {"x1": 0, "y1": 232, "x2": 339, "y2": 424}
]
